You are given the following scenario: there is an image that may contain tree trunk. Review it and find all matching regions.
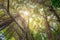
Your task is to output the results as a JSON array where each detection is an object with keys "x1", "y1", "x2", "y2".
[{"x1": 7, "y1": 0, "x2": 31, "y2": 40}]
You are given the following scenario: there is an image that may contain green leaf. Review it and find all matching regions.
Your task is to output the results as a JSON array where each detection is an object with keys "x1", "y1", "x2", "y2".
[{"x1": 51, "y1": 0, "x2": 60, "y2": 8}]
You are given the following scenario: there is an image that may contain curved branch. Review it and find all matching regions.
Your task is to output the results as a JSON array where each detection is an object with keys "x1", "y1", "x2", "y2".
[{"x1": 0, "y1": 19, "x2": 13, "y2": 31}]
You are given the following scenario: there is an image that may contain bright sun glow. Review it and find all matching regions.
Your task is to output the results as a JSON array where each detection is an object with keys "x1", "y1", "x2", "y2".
[
  {"x1": 24, "y1": 11, "x2": 29, "y2": 16},
  {"x1": 19, "y1": 10, "x2": 29, "y2": 16}
]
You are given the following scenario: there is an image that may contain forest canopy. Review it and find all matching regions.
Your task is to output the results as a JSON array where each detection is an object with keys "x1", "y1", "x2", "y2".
[{"x1": 0, "y1": 0, "x2": 60, "y2": 40}]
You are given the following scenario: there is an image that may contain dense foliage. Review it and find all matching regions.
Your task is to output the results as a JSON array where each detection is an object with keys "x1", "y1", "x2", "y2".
[{"x1": 0, "y1": 0, "x2": 60, "y2": 40}]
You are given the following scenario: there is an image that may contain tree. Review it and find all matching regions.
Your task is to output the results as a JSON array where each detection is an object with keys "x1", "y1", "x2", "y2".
[{"x1": 0, "y1": 0, "x2": 60, "y2": 40}]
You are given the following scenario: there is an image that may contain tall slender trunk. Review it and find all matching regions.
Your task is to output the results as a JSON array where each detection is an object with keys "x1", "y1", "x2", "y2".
[{"x1": 7, "y1": 0, "x2": 31, "y2": 40}]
